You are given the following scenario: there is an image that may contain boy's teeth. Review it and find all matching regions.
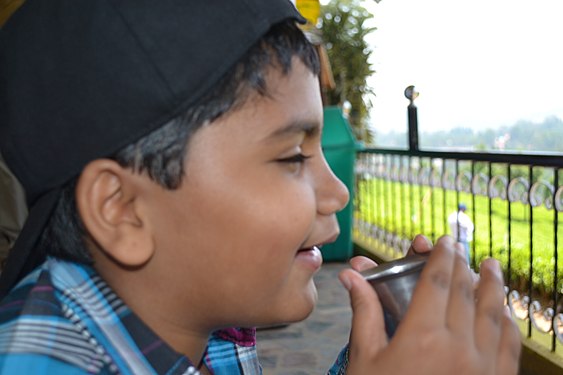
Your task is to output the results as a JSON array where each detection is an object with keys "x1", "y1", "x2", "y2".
[{"x1": 299, "y1": 246, "x2": 319, "y2": 252}]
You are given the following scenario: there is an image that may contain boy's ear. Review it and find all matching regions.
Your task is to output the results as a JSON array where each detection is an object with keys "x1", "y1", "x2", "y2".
[{"x1": 76, "y1": 159, "x2": 155, "y2": 267}]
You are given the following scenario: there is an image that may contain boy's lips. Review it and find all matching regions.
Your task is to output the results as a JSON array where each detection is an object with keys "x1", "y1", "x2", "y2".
[
  {"x1": 295, "y1": 246, "x2": 323, "y2": 271},
  {"x1": 297, "y1": 232, "x2": 339, "y2": 252},
  {"x1": 295, "y1": 232, "x2": 339, "y2": 269}
]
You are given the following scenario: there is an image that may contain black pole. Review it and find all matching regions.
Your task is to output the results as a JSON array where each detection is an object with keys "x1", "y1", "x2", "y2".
[
  {"x1": 405, "y1": 85, "x2": 419, "y2": 151},
  {"x1": 408, "y1": 104, "x2": 419, "y2": 151}
]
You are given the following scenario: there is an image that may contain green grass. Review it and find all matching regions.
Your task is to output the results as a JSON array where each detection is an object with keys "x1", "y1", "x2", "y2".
[{"x1": 354, "y1": 178, "x2": 563, "y2": 298}]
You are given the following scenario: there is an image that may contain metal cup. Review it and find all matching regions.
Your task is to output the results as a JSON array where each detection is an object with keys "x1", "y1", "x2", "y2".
[{"x1": 361, "y1": 254, "x2": 429, "y2": 338}]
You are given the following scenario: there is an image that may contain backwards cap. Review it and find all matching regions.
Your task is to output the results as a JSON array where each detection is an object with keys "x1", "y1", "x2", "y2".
[{"x1": 0, "y1": 0, "x2": 305, "y2": 297}]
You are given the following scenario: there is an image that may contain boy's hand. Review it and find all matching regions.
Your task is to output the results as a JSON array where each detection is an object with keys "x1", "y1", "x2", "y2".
[
  {"x1": 339, "y1": 235, "x2": 521, "y2": 374},
  {"x1": 406, "y1": 233, "x2": 434, "y2": 256},
  {"x1": 348, "y1": 234, "x2": 433, "y2": 273}
]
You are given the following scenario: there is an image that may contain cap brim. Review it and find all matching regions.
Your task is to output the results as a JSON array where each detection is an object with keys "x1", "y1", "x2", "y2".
[{"x1": 0, "y1": 187, "x2": 61, "y2": 299}]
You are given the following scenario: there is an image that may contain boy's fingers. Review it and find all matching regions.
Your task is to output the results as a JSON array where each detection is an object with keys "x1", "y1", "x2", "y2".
[
  {"x1": 445, "y1": 251, "x2": 475, "y2": 338},
  {"x1": 403, "y1": 236, "x2": 456, "y2": 330},
  {"x1": 474, "y1": 258, "x2": 505, "y2": 356},
  {"x1": 453, "y1": 242, "x2": 469, "y2": 263},
  {"x1": 339, "y1": 269, "x2": 387, "y2": 355},
  {"x1": 349, "y1": 256, "x2": 378, "y2": 272},
  {"x1": 496, "y1": 308, "x2": 522, "y2": 374},
  {"x1": 406, "y1": 234, "x2": 433, "y2": 255}
]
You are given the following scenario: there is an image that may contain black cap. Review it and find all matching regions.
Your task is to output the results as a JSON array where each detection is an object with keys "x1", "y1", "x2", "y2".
[{"x1": 0, "y1": 0, "x2": 305, "y2": 297}]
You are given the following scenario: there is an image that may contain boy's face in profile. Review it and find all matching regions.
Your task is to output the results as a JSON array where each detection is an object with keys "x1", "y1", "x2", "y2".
[{"x1": 132, "y1": 58, "x2": 349, "y2": 328}]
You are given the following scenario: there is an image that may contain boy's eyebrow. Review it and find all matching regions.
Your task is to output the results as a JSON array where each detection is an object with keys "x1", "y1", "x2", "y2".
[{"x1": 266, "y1": 120, "x2": 320, "y2": 140}]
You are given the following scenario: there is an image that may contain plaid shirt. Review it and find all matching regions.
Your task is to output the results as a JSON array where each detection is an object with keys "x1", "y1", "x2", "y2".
[{"x1": 0, "y1": 258, "x2": 261, "y2": 374}]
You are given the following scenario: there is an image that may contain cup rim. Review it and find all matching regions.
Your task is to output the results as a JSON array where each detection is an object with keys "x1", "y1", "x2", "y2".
[{"x1": 360, "y1": 254, "x2": 428, "y2": 283}]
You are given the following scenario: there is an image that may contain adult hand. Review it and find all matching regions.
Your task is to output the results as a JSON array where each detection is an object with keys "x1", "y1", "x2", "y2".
[{"x1": 339, "y1": 235, "x2": 521, "y2": 374}]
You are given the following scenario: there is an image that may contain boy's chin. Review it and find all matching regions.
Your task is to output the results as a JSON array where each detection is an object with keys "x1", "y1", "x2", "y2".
[
  {"x1": 278, "y1": 286, "x2": 318, "y2": 323},
  {"x1": 266, "y1": 307, "x2": 315, "y2": 327}
]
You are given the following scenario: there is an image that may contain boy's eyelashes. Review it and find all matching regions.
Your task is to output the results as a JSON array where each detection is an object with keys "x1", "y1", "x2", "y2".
[{"x1": 276, "y1": 153, "x2": 312, "y2": 164}]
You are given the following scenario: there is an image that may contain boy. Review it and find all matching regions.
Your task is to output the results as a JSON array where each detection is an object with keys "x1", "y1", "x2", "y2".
[{"x1": 0, "y1": 1, "x2": 520, "y2": 374}]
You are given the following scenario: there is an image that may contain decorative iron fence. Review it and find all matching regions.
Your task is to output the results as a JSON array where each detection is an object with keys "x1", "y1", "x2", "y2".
[{"x1": 353, "y1": 147, "x2": 563, "y2": 357}]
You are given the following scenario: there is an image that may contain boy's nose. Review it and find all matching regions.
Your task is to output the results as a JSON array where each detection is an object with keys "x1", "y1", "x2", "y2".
[{"x1": 317, "y1": 160, "x2": 350, "y2": 216}]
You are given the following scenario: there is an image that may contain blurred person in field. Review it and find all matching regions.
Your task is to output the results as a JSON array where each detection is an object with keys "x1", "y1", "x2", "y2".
[{"x1": 448, "y1": 203, "x2": 474, "y2": 264}]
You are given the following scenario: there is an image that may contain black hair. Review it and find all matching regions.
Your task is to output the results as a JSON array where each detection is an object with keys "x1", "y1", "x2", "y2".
[{"x1": 39, "y1": 21, "x2": 320, "y2": 263}]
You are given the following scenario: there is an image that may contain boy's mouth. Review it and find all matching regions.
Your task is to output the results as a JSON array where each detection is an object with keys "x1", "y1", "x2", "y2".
[
  {"x1": 297, "y1": 245, "x2": 321, "y2": 253},
  {"x1": 294, "y1": 233, "x2": 338, "y2": 267},
  {"x1": 295, "y1": 246, "x2": 323, "y2": 270},
  {"x1": 298, "y1": 233, "x2": 338, "y2": 253}
]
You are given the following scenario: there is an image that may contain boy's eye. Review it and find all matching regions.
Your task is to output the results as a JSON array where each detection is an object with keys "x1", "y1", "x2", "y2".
[{"x1": 277, "y1": 153, "x2": 312, "y2": 164}]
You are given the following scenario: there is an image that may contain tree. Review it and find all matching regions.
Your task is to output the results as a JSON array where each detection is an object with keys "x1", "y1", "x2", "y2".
[{"x1": 320, "y1": 0, "x2": 375, "y2": 143}]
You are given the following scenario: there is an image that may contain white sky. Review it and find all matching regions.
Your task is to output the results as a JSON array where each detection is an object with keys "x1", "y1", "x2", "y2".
[{"x1": 351, "y1": 0, "x2": 563, "y2": 134}]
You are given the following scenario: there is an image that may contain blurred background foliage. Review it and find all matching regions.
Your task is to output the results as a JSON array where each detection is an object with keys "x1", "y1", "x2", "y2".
[{"x1": 320, "y1": 0, "x2": 376, "y2": 143}]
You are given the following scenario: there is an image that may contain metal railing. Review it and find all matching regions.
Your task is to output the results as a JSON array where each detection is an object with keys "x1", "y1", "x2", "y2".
[{"x1": 352, "y1": 88, "x2": 563, "y2": 361}]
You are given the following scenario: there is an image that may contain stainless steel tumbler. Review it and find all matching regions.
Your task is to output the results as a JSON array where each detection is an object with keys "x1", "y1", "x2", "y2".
[{"x1": 361, "y1": 254, "x2": 429, "y2": 338}]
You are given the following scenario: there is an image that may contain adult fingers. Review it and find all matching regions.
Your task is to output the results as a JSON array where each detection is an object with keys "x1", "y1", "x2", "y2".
[{"x1": 339, "y1": 268, "x2": 388, "y2": 356}]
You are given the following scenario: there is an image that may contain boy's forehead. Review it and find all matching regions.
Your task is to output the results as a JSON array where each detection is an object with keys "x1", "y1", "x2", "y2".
[{"x1": 225, "y1": 60, "x2": 322, "y2": 130}]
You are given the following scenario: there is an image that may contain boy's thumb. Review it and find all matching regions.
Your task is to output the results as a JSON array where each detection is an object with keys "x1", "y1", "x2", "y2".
[{"x1": 339, "y1": 269, "x2": 388, "y2": 354}]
